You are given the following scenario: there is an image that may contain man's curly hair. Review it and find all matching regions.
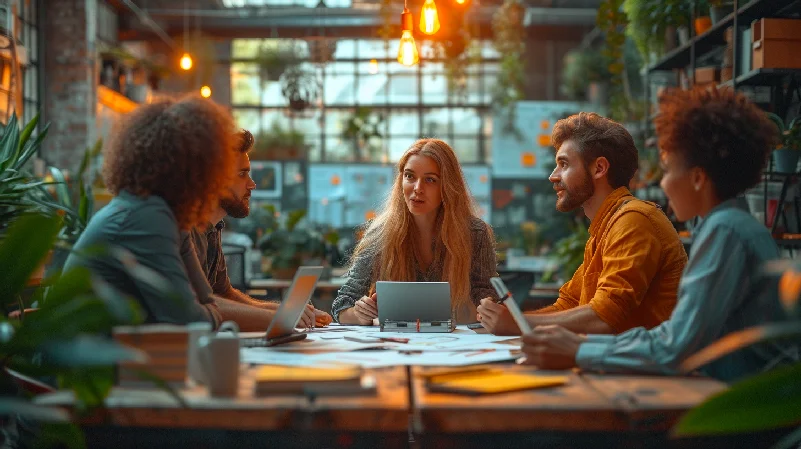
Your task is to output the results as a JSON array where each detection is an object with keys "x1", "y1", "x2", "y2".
[
  {"x1": 102, "y1": 96, "x2": 236, "y2": 230},
  {"x1": 654, "y1": 86, "x2": 777, "y2": 201}
]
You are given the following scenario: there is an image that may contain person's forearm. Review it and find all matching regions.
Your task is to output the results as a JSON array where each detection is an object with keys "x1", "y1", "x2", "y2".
[
  {"x1": 337, "y1": 307, "x2": 360, "y2": 324},
  {"x1": 221, "y1": 287, "x2": 279, "y2": 310},
  {"x1": 215, "y1": 296, "x2": 275, "y2": 331},
  {"x1": 526, "y1": 304, "x2": 615, "y2": 334}
]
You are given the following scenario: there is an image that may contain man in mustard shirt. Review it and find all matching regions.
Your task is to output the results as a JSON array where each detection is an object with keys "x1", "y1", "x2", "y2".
[{"x1": 478, "y1": 112, "x2": 687, "y2": 335}]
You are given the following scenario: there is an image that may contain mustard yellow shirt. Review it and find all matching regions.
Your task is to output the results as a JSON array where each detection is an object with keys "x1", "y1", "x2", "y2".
[{"x1": 552, "y1": 187, "x2": 687, "y2": 333}]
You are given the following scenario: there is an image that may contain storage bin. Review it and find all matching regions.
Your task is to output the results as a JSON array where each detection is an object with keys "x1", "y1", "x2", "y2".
[{"x1": 752, "y1": 18, "x2": 801, "y2": 69}]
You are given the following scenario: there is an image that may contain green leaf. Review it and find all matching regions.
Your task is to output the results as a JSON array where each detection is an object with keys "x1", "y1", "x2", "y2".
[
  {"x1": 40, "y1": 335, "x2": 147, "y2": 367},
  {"x1": 59, "y1": 366, "x2": 116, "y2": 411},
  {"x1": 680, "y1": 322, "x2": 801, "y2": 373},
  {"x1": 0, "y1": 213, "x2": 62, "y2": 302},
  {"x1": 34, "y1": 422, "x2": 86, "y2": 449},
  {"x1": 48, "y1": 166, "x2": 72, "y2": 209},
  {"x1": 674, "y1": 363, "x2": 801, "y2": 436},
  {"x1": 0, "y1": 399, "x2": 69, "y2": 422},
  {"x1": 17, "y1": 112, "x2": 39, "y2": 159},
  {"x1": 0, "y1": 113, "x2": 19, "y2": 163},
  {"x1": 14, "y1": 122, "x2": 50, "y2": 171}
]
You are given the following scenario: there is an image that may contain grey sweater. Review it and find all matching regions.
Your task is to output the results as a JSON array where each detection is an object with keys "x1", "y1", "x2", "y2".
[{"x1": 332, "y1": 217, "x2": 499, "y2": 324}]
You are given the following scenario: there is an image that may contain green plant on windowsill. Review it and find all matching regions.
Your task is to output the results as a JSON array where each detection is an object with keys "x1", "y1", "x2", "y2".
[
  {"x1": 342, "y1": 107, "x2": 385, "y2": 162},
  {"x1": 257, "y1": 206, "x2": 335, "y2": 279},
  {"x1": 252, "y1": 120, "x2": 309, "y2": 161}
]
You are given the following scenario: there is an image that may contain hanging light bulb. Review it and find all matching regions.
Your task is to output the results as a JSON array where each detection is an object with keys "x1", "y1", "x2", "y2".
[
  {"x1": 180, "y1": 52, "x2": 193, "y2": 70},
  {"x1": 455, "y1": 0, "x2": 466, "y2": 4},
  {"x1": 368, "y1": 59, "x2": 379, "y2": 74},
  {"x1": 397, "y1": 7, "x2": 419, "y2": 66},
  {"x1": 419, "y1": 0, "x2": 441, "y2": 35},
  {"x1": 200, "y1": 85, "x2": 212, "y2": 98}
]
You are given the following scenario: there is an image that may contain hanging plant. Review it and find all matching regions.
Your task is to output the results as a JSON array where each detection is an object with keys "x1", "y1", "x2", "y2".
[
  {"x1": 343, "y1": 107, "x2": 385, "y2": 161},
  {"x1": 281, "y1": 66, "x2": 319, "y2": 115},
  {"x1": 307, "y1": 38, "x2": 337, "y2": 65},
  {"x1": 256, "y1": 42, "x2": 299, "y2": 83},
  {"x1": 491, "y1": 0, "x2": 526, "y2": 139}
]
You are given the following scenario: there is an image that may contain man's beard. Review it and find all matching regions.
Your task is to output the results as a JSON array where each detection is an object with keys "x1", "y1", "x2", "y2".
[
  {"x1": 220, "y1": 193, "x2": 250, "y2": 218},
  {"x1": 555, "y1": 171, "x2": 594, "y2": 212}
]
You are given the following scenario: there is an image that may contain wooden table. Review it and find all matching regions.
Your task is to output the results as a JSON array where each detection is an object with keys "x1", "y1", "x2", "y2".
[
  {"x1": 36, "y1": 366, "x2": 409, "y2": 449},
  {"x1": 410, "y1": 366, "x2": 729, "y2": 449},
  {"x1": 248, "y1": 278, "x2": 347, "y2": 290}
]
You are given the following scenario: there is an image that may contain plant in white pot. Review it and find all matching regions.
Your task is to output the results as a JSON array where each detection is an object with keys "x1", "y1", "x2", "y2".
[{"x1": 767, "y1": 113, "x2": 801, "y2": 174}]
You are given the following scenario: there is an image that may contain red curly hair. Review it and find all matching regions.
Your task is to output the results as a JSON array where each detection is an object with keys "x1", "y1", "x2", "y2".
[
  {"x1": 102, "y1": 96, "x2": 236, "y2": 230},
  {"x1": 654, "y1": 86, "x2": 777, "y2": 200}
]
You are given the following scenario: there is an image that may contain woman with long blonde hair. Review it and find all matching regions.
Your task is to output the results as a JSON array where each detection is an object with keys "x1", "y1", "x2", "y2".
[{"x1": 333, "y1": 138, "x2": 499, "y2": 325}]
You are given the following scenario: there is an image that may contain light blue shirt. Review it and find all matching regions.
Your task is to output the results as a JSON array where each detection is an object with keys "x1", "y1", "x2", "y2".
[{"x1": 576, "y1": 199, "x2": 799, "y2": 382}]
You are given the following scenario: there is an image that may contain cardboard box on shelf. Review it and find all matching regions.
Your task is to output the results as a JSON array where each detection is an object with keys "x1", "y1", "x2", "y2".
[
  {"x1": 752, "y1": 18, "x2": 801, "y2": 69},
  {"x1": 695, "y1": 67, "x2": 720, "y2": 85}
]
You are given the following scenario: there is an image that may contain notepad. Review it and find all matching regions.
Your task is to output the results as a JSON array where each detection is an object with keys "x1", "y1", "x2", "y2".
[
  {"x1": 253, "y1": 365, "x2": 375, "y2": 396},
  {"x1": 426, "y1": 371, "x2": 568, "y2": 395}
]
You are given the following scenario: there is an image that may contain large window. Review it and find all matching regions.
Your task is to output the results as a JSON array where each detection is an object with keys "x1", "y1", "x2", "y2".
[
  {"x1": 0, "y1": 0, "x2": 39, "y2": 125},
  {"x1": 230, "y1": 38, "x2": 499, "y2": 163}
]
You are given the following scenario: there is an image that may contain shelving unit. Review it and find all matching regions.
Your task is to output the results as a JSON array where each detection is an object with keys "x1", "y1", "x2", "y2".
[{"x1": 644, "y1": 0, "x2": 801, "y2": 247}]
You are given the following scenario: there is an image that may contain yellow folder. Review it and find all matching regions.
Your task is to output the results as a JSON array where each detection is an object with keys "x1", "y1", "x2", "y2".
[{"x1": 427, "y1": 371, "x2": 568, "y2": 395}]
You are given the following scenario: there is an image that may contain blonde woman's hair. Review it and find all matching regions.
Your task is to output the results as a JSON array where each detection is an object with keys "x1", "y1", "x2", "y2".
[{"x1": 351, "y1": 138, "x2": 482, "y2": 308}]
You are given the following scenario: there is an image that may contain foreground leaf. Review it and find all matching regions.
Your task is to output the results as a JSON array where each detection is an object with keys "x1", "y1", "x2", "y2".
[
  {"x1": 674, "y1": 363, "x2": 801, "y2": 436},
  {"x1": 0, "y1": 399, "x2": 68, "y2": 422},
  {"x1": 40, "y1": 335, "x2": 147, "y2": 367},
  {"x1": 680, "y1": 322, "x2": 801, "y2": 373},
  {"x1": 0, "y1": 213, "x2": 62, "y2": 302},
  {"x1": 34, "y1": 422, "x2": 85, "y2": 449}
]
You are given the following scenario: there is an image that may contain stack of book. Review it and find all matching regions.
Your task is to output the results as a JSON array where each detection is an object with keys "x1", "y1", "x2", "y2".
[
  {"x1": 253, "y1": 365, "x2": 376, "y2": 397},
  {"x1": 112, "y1": 324, "x2": 189, "y2": 388}
]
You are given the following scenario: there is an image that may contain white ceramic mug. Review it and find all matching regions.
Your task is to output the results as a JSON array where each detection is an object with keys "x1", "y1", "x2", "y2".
[
  {"x1": 197, "y1": 333, "x2": 241, "y2": 397},
  {"x1": 187, "y1": 321, "x2": 239, "y2": 386}
]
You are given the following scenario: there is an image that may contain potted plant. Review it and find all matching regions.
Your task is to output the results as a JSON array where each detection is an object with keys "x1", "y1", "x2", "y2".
[
  {"x1": 256, "y1": 44, "x2": 298, "y2": 83},
  {"x1": 253, "y1": 120, "x2": 309, "y2": 160},
  {"x1": 342, "y1": 107, "x2": 385, "y2": 161},
  {"x1": 624, "y1": 0, "x2": 691, "y2": 64},
  {"x1": 561, "y1": 47, "x2": 611, "y2": 101},
  {"x1": 257, "y1": 207, "x2": 330, "y2": 279},
  {"x1": 695, "y1": 0, "x2": 713, "y2": 35},
  {"x1": 280, "y1": 67, "x2": 318, "y2": 115},
  {"x1": 767, "y1": 113, "x2": 801, "y2": 174},
  {"x1": 708, "y1": 0, "x2": 734, "y2": 24}
]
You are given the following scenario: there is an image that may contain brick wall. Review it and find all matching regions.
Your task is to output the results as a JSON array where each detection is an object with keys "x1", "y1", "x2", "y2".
[{"x1": 42, "y1": 0, "x2": 98, "y2": 174}]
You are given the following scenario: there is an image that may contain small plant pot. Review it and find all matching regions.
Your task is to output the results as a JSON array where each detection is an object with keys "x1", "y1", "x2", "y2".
[
  {"x1": 773, "y1": 148, "x2": 800, "y2": 174},
  {"x1": 695, "y1": 16, "x2": 712, "y2": 35},
  {"x1": 710, "y1": 4, "x2": 734, "y2": 24}
]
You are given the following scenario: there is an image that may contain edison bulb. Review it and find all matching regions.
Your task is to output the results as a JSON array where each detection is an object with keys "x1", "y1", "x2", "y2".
[
  {"x1": 200, "y1": 85, "x2": 212, "y2": 98},
  {"x1": 180, "y1": 53, "x2": 193, "y2": 70},
  {"x1": 397, "y1": 30, "x2": 419, "y2": 66},
  {"x1": 419, "y1": 0, "x2": 441, "y2": 35}
]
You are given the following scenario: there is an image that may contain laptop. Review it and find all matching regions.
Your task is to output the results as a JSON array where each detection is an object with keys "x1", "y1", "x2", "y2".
[
  {"x1": 241, "y1": 266, "x2": 324, "y2": 347},
  {"x1": 375, "y1": 281, "x2": 454, "y2": 332}
]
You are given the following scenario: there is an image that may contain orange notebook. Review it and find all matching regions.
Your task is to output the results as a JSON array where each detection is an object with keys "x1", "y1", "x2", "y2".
[{"x1": 426, "y1": 370, "x2": 568, "y2": 395}]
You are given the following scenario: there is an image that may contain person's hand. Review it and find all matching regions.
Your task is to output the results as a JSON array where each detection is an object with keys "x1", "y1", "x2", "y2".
[
  {"x1": 519, "y1": 325, "x2": 586, "y2": 369},
  {"x1": 314, "y1": 309, "x2": 333, "y2": 327},
  {"x1": 476, "y1": 297, "x2": 521, "y2": 335},
  {"x1": 352, "y1": 293, "x2": 378, "y2": 325},
  {"x1": 297, "y1": 304, "x2": 316, "y2": 329}
]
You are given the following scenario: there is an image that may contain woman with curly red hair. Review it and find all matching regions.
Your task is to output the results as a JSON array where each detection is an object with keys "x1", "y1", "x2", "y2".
[
  {"x1": 64, "y1": 97, "x2": 277, "y2": 330},
  {"x1": 519, "y1": 87, "x2": 798, "y2": 381}
]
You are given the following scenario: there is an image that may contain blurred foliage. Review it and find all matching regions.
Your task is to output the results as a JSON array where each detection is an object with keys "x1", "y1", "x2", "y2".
[
  {"x1": 491, "y1": 0, "x2": 526, "y2": 139},
  {"x1": 257, "y1": 206, "x2": 339, "y2": 270},
  {"x1": 542, "y1": 222, "x2": 589, "y2": 282}
]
